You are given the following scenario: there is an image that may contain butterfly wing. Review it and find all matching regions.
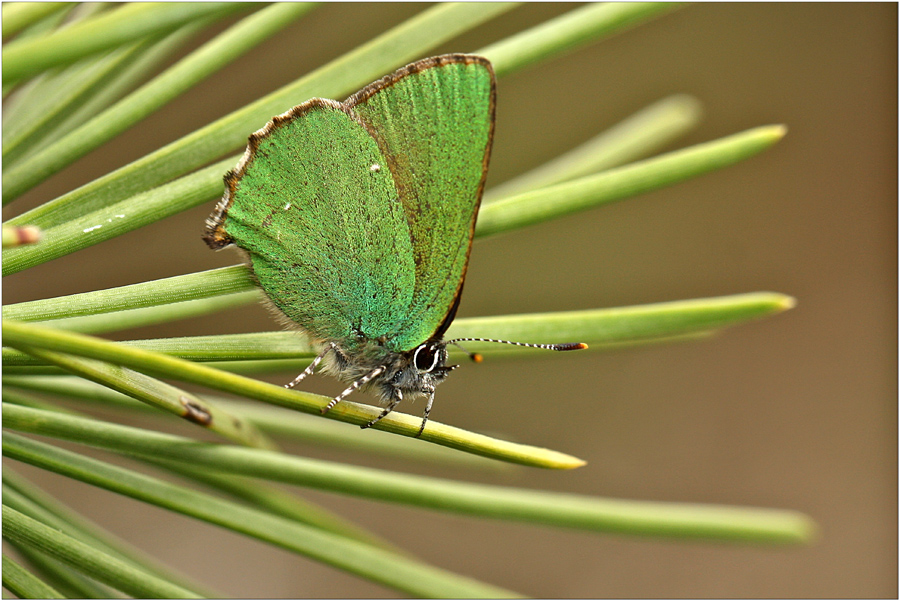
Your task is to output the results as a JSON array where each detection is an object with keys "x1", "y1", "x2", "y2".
[
  {"x1": 347, "y1": 54, "x2": 496, "y2": 351},
  {"x1": 205, "y1": 99, "x2": 417, "y2": 349}
]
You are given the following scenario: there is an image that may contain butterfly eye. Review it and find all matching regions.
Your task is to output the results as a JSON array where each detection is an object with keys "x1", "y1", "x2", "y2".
[{"x1": 413, "y1": 343, "x2": 441, "y2": 373}]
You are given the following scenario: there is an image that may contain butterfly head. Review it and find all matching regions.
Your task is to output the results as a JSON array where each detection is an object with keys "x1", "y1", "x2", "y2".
[
  {"x1": 369, "y1": 339, "x2": 458, "y2": 404},
  {"x1": 402, "y1": 339, "x2": 457, "y2": 390},
  {"x1": 321, "y1": 338, "x2": 455, "y2": 404}
]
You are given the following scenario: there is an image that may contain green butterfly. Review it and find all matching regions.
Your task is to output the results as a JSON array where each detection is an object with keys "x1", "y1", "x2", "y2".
[{"x1": 205, "y1": 54, "x2": 584, "y2": 436}]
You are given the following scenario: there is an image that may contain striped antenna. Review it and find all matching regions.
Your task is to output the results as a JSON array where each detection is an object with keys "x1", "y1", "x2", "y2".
[{"x1": 446, "y1": 337, "x2": 588, "y2": 362}]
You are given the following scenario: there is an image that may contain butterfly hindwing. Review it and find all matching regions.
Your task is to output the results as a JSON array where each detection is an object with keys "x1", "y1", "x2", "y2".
[
  {"x1": 213, "y1": 99, "x2": 417, "y2": 348},
  {"x1": 347, "y1": 54, "x2": 496, "y2": 351}
]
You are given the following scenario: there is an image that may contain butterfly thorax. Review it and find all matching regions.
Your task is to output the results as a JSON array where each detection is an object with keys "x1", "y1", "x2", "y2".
[{"x1": 321, "y1": 338, "x2": 454, "y2": 404}]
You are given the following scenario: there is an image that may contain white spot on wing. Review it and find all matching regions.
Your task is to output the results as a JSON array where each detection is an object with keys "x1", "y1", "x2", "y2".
[{"x1": 370, "y1": 164, "x2": 381, "y2": 172}]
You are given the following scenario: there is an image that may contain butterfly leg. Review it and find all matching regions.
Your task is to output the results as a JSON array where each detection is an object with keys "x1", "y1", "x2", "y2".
[
  {"x1": 285, "y1": 342, "x2": 335, "y2": 389},
  {"x1": 322, "y1": 366, "x2": 385, "y2": 414},
  {"x1": 414, "y1": 391, "x2": 436, "y2": 438},
  {"x1": 362, "y1": 390, "x2": 402, "y2": 430}
]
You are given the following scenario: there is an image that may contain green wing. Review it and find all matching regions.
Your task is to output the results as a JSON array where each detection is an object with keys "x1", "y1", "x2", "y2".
[
  {"x1": 347, "y1": 55, "x2": 496, "y2": 351},
  {"x1": 206, "y1": 56, "x2": 495, "y2": 353},
  {"x1": 212, "y1": 99, "x2": 417, "y2": 348}
]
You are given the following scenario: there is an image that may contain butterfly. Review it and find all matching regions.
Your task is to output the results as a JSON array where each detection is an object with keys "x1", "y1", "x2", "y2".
[{"x1": 204, "y1": 54, "x2": 585, "y2": 437}]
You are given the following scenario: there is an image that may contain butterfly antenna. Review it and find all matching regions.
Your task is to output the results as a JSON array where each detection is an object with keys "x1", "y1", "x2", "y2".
[
  {"x1": 447, "y1": 340, "x2": 484, "y2": 363},
  {"x1": 445, "y1": 337, "x2": 588, "y2": 359}
]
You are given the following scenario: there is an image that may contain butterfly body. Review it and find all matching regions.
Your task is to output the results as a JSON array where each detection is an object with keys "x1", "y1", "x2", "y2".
[
  {"x1": 322, "y1": 337, "x2": 453, "y2": 406},
  {"x1": 205, "y1": 55, "x2": 495, "y2": 433}
]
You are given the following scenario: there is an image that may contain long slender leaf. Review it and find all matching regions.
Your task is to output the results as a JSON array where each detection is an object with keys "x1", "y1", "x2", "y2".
[
  {"x1": 0, "y1": 397, "x2": 393, "y2": 555},
  {"x1": 4, "y1": 405, "x2": 817, "y2": 545},
  {"x1": 4, "y1": 289, "x2": 795, "y2": 367},
  {"x1": 31, "y1": 292, "x2": 261, "y2": 335},
  {"x1": 2, "y1": 3, "x2": 253, "y2": 84},
  {"x1": 4, "y1": 3, "x2": 319, "y2": 198},
  {"x1": 170, "y1": 331, "x2": 712, "y2": 375},
  {"x1": 4, "y1": 432, "x2": 524, "y2": 599},
  {"x1": 2, "y1": 3, "x2": 107, "y2": 120},
  {"x1": 139, "y1": 457, "x2": 405, "y2": 554},
  {"x1": 3, "y1": 157, "x2": 235, "y2": 275},
  {"x1": 485, "y1": 94, "x2": 703, "y2": 199},
  {"x1": 7, "y1": 343, "x2": 277, "y2": 450},
  {"x1": 446, "y1": 292, "x2": 795, "y2": 347},
  {"x1": 4, "y1": 540, "x2": 118, "y2": 599},
  {"x1": 3, "y1": 388, "x2": 72, "y2": 414},
  {"x1": 2, "y1": 376, "x2": 512, "y2": 470},
  {"x1": 476, "y1": 125, "x2": 787, "y2": 237},
  {"x1": 0, "y1": 335, "x2": 716, "y2": 375},
  {"x1": 3, "y1": 41, "x2": 152, "y2": 165},
  {"x1": 3, "y1": 435, "x2": 398, "y2": 559},
  {"x1": 3, "y1": 292, "x2": 798, "y2": 366},
  {"x1": 4, "y1": 265, "x2": 253, "y2": 322},
  {"x1": 1, "y1": 2, "x2": 73, "y2": 38},
  {"x1": 3, "y1": 473, "x2": 222, "y2": 599},
  {"x1": 2, "y1": 554, "x2": 64, "y2": 600},
  {"x1": 31, "y1": 25, "x2": 205, "y2": 158},
  {"x1": 2, "y1": 506, "x2": 203, "y2": 599},
  {"x1": 481, "y1": 2, "x2": 683, "y2": 78},
  {"x1": 4, "y1": 21, "x2": 210, "y2": 168}
]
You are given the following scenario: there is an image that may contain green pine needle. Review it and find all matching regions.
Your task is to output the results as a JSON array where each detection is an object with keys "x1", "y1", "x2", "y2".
[{"x1": 1, "y1": 4, "x2": 815, "y2": 597}]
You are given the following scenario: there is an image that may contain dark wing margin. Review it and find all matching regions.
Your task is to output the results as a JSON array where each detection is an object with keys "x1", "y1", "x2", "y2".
[{"x1": 203, "y1": 98, "x2": 342, "y2": 250}]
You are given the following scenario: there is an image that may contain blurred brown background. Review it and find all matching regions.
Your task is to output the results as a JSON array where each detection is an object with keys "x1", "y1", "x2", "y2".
[{"x1": 4, "y1": 3, "x2": 897, "y2": 598}]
